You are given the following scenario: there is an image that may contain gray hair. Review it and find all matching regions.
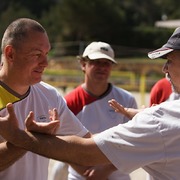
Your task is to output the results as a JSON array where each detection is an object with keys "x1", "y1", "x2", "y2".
[{"x1": 1, "y1": 18, "x2": 46, "y2": 53}]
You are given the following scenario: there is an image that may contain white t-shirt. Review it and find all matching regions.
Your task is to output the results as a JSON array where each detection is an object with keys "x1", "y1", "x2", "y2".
[
  {"x1": 66, "y1": 84, "x2": 137, "y2": 180},
  {"x1": 0, "y1": 81, "x2": 88, "y2": 180},
  {"x1": 94, "y1": 99, "x2": 180, "y2": 180}
]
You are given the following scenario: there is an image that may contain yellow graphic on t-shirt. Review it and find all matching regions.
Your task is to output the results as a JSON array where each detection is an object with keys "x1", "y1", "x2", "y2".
[{"x1": 0, "y1": 86, "x2": 20, "y2": 110}]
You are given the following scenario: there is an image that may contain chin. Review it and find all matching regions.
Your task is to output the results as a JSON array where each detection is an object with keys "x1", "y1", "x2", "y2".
[{"x1": 33, "y1": 78, "x2": 42, "y2": 84}]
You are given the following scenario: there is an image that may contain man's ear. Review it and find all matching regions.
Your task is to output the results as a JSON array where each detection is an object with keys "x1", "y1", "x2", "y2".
[
  {"x1": 80, "y1": 60, "x2": 86, "y2": 72},
  {"x1": 4, "y1": 45, "x2": 14, "y2": 62}
]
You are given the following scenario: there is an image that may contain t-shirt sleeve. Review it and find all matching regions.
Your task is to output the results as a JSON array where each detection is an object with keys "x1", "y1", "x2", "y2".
[
  {"x1": 55, "y1": 95, "x2": 89, "y2": 137},
  {"x1": 93, "y1": 109, "x2": 165, "y2": 173}
]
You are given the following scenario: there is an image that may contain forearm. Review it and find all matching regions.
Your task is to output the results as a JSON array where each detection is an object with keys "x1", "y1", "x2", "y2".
[
  {"x1": 0, "y1": 141, "x2": 26, "y2": 171},
  {"x1": 7, "y1": 129, "x2": 110, "y2": 166}
]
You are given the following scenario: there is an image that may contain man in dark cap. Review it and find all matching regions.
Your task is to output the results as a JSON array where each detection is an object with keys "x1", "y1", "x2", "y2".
[{"x1": 1, "y1": 27, "x2": 180, "y2": 180}]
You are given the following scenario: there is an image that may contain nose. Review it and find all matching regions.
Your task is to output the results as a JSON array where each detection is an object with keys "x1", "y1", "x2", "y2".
[
  {"x1": 41, "y1": 55, "x2": 48, "y2": 67},
  {"x1": 162, "y1": 62, "x2": 168, "y2": 73}
]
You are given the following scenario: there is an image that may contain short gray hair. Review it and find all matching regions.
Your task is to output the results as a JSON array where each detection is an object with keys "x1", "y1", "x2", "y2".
[{"x1": 1, "y1": 18, "x2": 46, "y2": 53}]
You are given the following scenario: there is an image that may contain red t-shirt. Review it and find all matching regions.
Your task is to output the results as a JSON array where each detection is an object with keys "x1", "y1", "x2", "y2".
[{"x1": 150, "y1": 78, "x2": 172, "y2": 106}]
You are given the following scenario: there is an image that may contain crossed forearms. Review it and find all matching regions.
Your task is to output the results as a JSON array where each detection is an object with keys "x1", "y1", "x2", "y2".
[
  {"x1": 7, "y1": 129, "x2": 110, "y2": 166},
  {"x1": 0, "y1": 103, "x2": 110, "y2": 167}
]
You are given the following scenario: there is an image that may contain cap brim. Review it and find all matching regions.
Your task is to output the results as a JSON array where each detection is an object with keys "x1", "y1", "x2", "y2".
[
  {"x1": 148, "y1": 47, "x2": 173, "y2": 59},
  {"x1": 88, "y1": 53, "x2": 117, "y2": 64}
]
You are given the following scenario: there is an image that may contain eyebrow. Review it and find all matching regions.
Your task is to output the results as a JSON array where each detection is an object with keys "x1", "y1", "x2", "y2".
[{"x1": 30, "y1": 48, "x2": 50, "y2": 54}]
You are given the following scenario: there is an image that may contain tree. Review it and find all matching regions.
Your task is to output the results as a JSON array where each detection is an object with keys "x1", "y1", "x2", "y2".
[{"x1": 0, "y1": 3, "x2": 34, "y2": 42}]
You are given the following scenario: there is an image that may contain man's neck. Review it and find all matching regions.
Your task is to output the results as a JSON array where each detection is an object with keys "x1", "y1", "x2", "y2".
[
  {"x1": 82, "y1": 82, "x2": 110, "y2": 97},
  {"x1": 0, "y1": 78, "x2": 30, "y2": 96}
]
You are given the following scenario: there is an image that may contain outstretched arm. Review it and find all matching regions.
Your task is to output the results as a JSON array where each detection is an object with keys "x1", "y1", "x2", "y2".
[{"x1": 0, "y1": 103, "x2": 112, "y2": 167}]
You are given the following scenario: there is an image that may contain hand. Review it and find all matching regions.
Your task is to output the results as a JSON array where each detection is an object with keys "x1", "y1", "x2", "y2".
[
  {"x1": 0, "y1": 103, "x2": 19, "y2": 140},
  {"x1": 25, "y1": 108, "x2": 60, "y2": 135},
  {"x1": 83, "y1": 166, "x2": 109, "y2": 180},
  {"x1": 108, "y1": 99, "x2": 141, "y2": 119}
]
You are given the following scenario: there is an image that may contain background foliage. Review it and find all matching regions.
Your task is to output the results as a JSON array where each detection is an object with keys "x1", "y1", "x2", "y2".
[{"x1": 0, "y1": 0, "x2": 179, "y2": 51}]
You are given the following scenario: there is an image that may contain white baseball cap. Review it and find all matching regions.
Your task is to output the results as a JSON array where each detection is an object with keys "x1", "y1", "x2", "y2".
[{"x1": 81, "y1": 41, "x2": 117, "y2": 64}]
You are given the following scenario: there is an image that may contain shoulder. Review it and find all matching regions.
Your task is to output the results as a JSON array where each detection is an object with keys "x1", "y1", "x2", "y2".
[
  {"x1": 113, "y1": 85, "x2": 133, "y2": 96},
  {"x1": 65, "y1": 85, "x2": 83, "y2": 100},
  {"x1": 38, "y1": 81, "x2": 58, "y2": 90},
  {"x1": 32, "y1": 81, "x2": 62, "y2": 98},
  {"x1": 137, "y1": 100, "x2": 179, "y2": 121},
  {"x1": 112, "y1": 85, "x2": 136, "y2": 102},
  {"x1": 34, "y1": 81, "x2": 59, "y2": 92}
]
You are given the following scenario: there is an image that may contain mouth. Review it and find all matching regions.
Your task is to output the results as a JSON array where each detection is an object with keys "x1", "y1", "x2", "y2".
[{"x1": 34, "y1": 68, "x2": 44, "y2": 74}]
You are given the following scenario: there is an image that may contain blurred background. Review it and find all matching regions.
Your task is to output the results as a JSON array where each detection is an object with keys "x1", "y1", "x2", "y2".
[
  {"x1": 1, "y1": 0, "x2": 180, "y2": 106},
  {"x1": 2, "y1": 1, "x2": 179, "y2": 178}
]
